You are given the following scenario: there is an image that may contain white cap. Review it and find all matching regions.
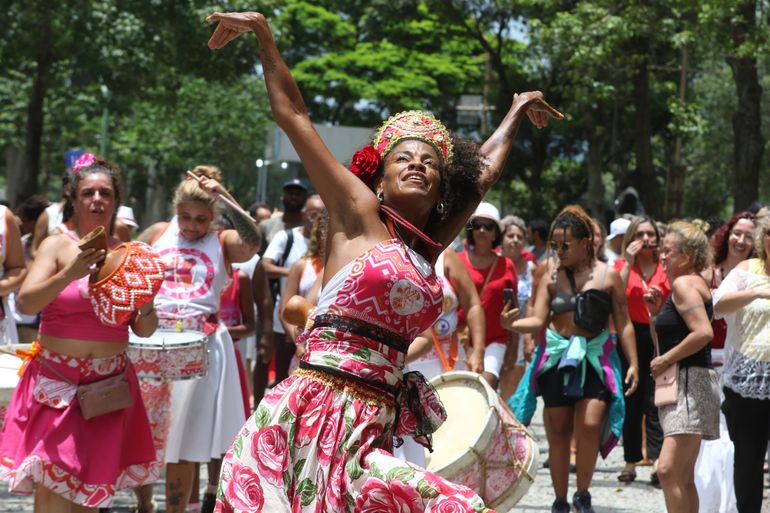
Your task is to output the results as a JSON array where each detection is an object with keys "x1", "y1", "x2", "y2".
[
  {"x1": 470, "y1": 202, "x2": 500, "y2": 224},
  {"x1": 607, "y1": 218, "x2": 631, "y2": 241},
  {"x1": 117, "y1": 205, "x2": 138, "y2": 228}
]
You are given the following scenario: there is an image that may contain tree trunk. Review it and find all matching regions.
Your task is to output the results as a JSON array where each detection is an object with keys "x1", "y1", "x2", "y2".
[
  {"x1": 4, "y1": 146, "x2": 26, "y2": 208},
  {"x1": 666, "y1": 47, "x2": 689, "y2": 219},
  {"x1": 22, "y1": 2, "x2": 53, "y2": 200},
  {"x1": 630, "y1": 53, "x2": 659, "y2": 217},
  {"x1": 727, "y1": 2, "x2": 764, "y2": 211},
  {"x1": 586, "y1": 114, "x2": 607, "y2": 221}
]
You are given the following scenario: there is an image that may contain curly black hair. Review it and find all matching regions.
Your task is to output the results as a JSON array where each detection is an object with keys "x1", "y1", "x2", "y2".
[{"x1": 370, "y1": 135, "x2": 484, "y2": 232}]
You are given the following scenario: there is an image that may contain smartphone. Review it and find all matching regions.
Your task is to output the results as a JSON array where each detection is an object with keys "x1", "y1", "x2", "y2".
[{"x1": 503, "y1": 288, "x2": 518, "y2": 309}]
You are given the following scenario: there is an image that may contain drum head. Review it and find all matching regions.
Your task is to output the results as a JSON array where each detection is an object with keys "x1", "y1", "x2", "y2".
[
  {"x1": 0, "y1": 345, "x2": 27, "y2": 405},
  {"x1": 129, "y1": 329, "x2": 206, "y2": 346},
  {"x1": 426, "y1": 371, "x2": 496, "y2": 472}
]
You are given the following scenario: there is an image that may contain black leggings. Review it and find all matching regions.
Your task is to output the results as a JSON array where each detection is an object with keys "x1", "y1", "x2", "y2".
[
  {"x1": 619, "y1": 322, "x2": 663, "y2": 463},
  {"x1": 723, "y1": 386, "x2": 770, "y2": 513}
]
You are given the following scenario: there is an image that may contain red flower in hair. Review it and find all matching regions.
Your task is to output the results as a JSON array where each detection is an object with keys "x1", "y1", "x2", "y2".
[{"x1": 349, "y1": 145, "x2": 381, "y2": 188}]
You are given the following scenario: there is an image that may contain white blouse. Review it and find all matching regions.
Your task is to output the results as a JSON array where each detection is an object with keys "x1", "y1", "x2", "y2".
[{"x1": 714, "y1": 258, "x2": 770, "y2": 399}]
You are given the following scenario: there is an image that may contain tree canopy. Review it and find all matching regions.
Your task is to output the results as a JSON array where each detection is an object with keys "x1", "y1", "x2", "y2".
[{"x1": 2, "y1": 0, "x2": 768, "y2": 225}]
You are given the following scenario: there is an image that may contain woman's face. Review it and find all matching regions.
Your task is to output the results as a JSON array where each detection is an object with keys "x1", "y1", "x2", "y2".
[
  {"x1": 72, "y1": 172, "x2": 117, "y2": 227},
  {"x1": 727, "y1": 218, "x2": 755, "y2": 261},
  {"x1": 592, "y1": 223, "x2": 604, "y2": 254},
  {"x1": 633, "y1": 221, "x2": 658, "y2": 253},
  {"x1": 502, "y1": 224, "x2": 526, "y2": 259},
  {"x1": 659, "y1": 234, "x2": 688, "y2": 275},
  {"x1": 550, "y1": 227, "x2": 588, "y2": 267},
  {"x1": 470, "y1": 216, "x2": 499, "y2": 251},
  {"x1": 379, "y1": 140, "x2": 442, "y2": 210},
  {"x1": 177, "y1": 202, "x2": 214, "y2": 241}
]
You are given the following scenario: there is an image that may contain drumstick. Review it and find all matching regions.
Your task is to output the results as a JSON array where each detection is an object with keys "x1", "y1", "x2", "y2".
[
  {"x1": 0, "y1": 346, "x2": 17, "y2": 356},
  {"x1": 185, "y1": 170, "x2": 255, "y2": 222}
]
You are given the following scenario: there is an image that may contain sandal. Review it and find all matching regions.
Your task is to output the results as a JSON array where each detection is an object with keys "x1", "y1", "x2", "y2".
[{"x1": 617, "y1": 469, "x2": 637, "y2": 482}]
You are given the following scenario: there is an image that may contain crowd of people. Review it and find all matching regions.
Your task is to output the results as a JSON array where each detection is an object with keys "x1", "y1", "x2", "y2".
[{"x1": 0, "y1": 8, "x2": 768, "y2": 513}]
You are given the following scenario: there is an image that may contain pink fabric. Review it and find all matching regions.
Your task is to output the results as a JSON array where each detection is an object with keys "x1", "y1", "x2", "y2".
[
  {"x1": 0, "y1": 348, "x2": 156, "y2": 507},
  {"x1": 216, "y1": 240, "x2": 494, "y2": 513},
  {"x1": 220, "y1": 273, "x2": 251, "y2": 417},
  {"x1": 39, "y1": 277, "x2": 128, "y2": 342}
]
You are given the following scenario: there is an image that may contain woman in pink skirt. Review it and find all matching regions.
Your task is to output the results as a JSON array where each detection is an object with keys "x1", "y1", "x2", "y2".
[
  {"x1": 207, "y1": 11, "x2": 563, "y2": 513},
  {"x1": 0, "y1": 154, "x2": 158, "y2": 511}
]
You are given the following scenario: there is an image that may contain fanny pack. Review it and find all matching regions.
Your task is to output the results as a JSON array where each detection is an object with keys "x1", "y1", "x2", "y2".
[
  {"x1": 565, "y1": 268, "x2": 612, "y2": 334},
  {"x1": 39, "y1": 358, "x2": 133, "y2": 420}
]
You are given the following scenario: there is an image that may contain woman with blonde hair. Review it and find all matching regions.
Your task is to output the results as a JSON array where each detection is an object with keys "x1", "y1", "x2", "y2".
[
  {"x1": 507, "y1": 205, "x2": 638, "y2": 513},
  {"x1": 645, "y1": 220, "x2": 718, "y2": 513},
  {"x1": 139, "y1": 164, "x2": 260, "y2": 513}
]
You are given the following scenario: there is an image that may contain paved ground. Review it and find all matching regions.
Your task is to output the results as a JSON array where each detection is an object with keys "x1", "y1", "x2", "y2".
[{"x1": 2, "y1": 401, "x2": 768, "y2": 512}]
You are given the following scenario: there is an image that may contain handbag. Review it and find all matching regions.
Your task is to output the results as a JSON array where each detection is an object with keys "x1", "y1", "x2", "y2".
[
  {"x1": 41, "y1": 359, "x2": 134, "y2": 420},
  {"x1": 654, "y1": 362, "x2": 679, "y2": 407},
  {"x1": 77, "y1": 372, "x2": 134, "y2": 420},
  {"x1": 649, "y1": 311, "x2": 679, "y2": 407},
  {"x1": 564, "y1": 268, "x2": 612, "y2": 334}
]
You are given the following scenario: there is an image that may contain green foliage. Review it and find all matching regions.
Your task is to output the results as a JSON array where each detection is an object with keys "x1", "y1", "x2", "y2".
[{"x1": 2, "y1": 0, "x2": 768, "y2": 225}]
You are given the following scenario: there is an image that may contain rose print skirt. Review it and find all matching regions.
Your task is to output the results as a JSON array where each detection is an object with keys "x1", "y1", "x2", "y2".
[{"x1": 215, "y1": 368, "x2": 495, "y2": 513}]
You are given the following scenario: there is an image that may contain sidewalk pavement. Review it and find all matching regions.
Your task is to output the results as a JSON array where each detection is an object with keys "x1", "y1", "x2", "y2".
[{"x1": 2, "y1": 400, "x2": 769, "y2": 512}]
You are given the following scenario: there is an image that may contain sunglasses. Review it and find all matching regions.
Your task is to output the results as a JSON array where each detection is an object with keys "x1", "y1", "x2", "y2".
[
  {"x1": 549, "y1": 240, "x2": 577, "y2": 252},
  {"x1": 471, "y1": 221, "x2": 497, "y2": 231}
]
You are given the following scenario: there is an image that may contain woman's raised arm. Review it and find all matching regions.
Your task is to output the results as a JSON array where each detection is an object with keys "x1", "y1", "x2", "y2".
[{"x1": 207, "y1": 12, "x2": 378, "y2": 229}]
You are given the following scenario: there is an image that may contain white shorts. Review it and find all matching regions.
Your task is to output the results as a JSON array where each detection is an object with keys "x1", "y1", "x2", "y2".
[{"x1": 484, "y1": 342, "x2": 507, "y2": 378}]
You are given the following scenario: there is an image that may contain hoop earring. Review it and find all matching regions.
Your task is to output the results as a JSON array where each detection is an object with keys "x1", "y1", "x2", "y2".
[
  {"x1": 436, "y1": 201, "x2": 447, "y2": 219},
  {"x1": 377, "y1": 191, "x2": 384, "y2": 203}
]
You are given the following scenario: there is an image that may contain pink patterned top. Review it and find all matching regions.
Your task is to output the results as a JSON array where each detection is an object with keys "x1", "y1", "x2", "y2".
[{"x1": 300, "y1": 239, "x2": 446, "y2": 447}]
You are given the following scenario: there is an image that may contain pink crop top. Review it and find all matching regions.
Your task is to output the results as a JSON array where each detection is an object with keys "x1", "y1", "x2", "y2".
[{"x1": 39, "y1": 276, "x2": 128, "y2": 342}]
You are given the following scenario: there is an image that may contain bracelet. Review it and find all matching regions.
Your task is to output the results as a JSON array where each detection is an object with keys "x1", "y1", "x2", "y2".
[{"x1": 661, "y1": 354, "x2": 671, "y2": 365}]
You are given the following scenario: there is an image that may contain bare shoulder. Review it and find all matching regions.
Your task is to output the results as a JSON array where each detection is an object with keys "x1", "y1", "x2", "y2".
[
  {"x1": 672, "y1": 275, "x2": 710, "y2": 301},
  {"x1": 137, "y1": 222, "x2": 169, "y2": 243},
  {"x1": 735, "y1": 259, "x2": 752, "y2": 271}
]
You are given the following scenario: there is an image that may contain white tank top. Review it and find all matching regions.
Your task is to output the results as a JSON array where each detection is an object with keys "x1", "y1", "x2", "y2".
[
  {"x1": 45, "y1": 202, "x2": 63, "y2": 234},
  {"x1": 152, "y1": 217, "x2": 230, "y2": 325},
  {"x1": 299, "y1": 258, "x2": 319, "y2": 298},
  {"x1": 432, "y1": 252, "x2": 459, "y2": 341}
]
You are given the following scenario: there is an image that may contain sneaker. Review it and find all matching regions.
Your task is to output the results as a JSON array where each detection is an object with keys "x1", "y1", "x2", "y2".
[
  {"x1": 551, "y1": 497, "x2": 570, "y2": 513},
  {"x1": 572, "y1": 490, "x2": 596, "y2": 513}
]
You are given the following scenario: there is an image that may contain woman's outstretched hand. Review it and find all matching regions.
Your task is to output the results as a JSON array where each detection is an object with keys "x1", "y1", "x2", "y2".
[
  {"x1": 513, "y1": 91, "x2": 565, "y2": 129},
  {"x1": 207, "y1": 11, "x2": 264, "y2": 49}
]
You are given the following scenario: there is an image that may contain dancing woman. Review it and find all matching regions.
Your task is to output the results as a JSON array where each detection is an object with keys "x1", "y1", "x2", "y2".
[
  {"x1": 0, "y1": 155, "x2": 157, "y2": 511},
  {"x1": 506, "y1": 206, "x2": 639, "y2": 513},
  {"x1": 207, "y1": 10, "x2": 562, "y2": 513}
]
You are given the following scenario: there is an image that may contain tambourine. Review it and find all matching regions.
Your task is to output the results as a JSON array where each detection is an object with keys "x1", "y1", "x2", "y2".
[{"x1": 79, "y1": 227, "x2": 166, "y2": 326}]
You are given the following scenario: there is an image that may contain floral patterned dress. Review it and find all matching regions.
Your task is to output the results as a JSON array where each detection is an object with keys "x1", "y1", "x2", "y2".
[{"x1": 216, "y1": 239, "x2": 495, "y2": 513}]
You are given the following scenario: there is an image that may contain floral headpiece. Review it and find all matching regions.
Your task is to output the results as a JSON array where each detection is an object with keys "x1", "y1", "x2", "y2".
[
  {"x1": 348, "y1": 110, "x2": 453, "y2": 189},
  {"x1": 374, "y1": 110, "x2": 453, "y2": 165},
  {"x1": 71, "y1": 153, "x2": 96, "y2": 175}
]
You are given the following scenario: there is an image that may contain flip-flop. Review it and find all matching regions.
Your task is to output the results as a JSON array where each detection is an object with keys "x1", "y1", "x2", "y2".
[{"x1": 617, "y1": 469, "x2": 637, "y2": 482}]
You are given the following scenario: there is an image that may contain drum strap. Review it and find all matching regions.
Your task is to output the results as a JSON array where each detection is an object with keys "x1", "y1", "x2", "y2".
[{"x1": 431, "y1": 331, "x2": 458, "y2": 372}]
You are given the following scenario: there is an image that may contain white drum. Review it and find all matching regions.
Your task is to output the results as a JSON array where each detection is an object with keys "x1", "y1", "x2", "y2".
[
  {"x1": 128, "y1": 330, "x2": 207, "y2": 380},
  {"x1": 426, "y1": 371, "x2": 538, "y2": 512}
]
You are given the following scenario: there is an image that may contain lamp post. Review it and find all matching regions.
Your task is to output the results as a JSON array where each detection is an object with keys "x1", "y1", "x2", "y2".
[{"x1": 255, "y1": 159, "x2": 289, "y2": 204}]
